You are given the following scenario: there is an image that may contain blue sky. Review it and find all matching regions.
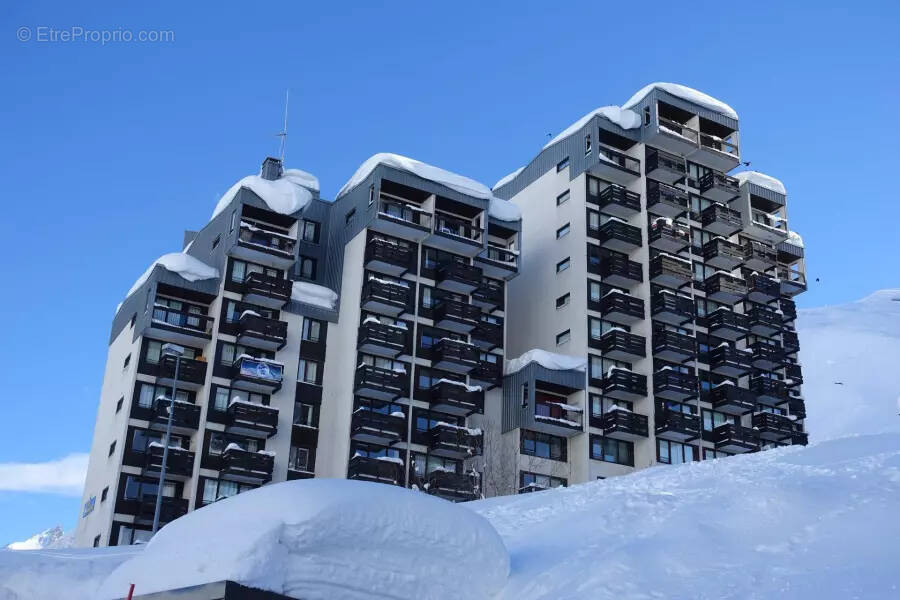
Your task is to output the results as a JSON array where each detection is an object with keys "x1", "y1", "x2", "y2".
[{"x1": 0, "y1": 1, "x2": 897, "y2": 544}]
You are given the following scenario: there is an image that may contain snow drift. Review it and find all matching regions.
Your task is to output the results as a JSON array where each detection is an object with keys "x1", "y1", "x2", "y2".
[
  {"x1": 622, "y1": 82, "x2": 738, "y2": 119},
  {"x1": 123, "y1": 253, "x2": 219, "y2": 302},
  {"x1": 734, "y1": 170, "x2": 787, "y2": 195},
  {"x1": 0, "y1": 546, "x2": 138, "y2": 600},
  {"x1": 211, "y1": 168, "x2": 317, "y2": 220},
  {"x1": 290, "y1": 280, "x2": 338, "y2": 310},
  {"x1": 543, "y1": 106, "x2": 641, "y2": 150},
  {"x1": 505, "y1": 348, "x2": 587, "y2": 375}
]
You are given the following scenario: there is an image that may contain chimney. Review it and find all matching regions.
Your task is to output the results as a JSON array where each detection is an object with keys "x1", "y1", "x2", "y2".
[{"x1": 261, "y1": 156, "x2": 284, "y2": 181}]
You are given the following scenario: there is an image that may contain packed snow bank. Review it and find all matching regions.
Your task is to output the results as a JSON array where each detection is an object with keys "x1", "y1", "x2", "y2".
[
  {"x1": 0, "y1": 546, "x2": 138, "y2": 600},
  {"x1": 734, "y1": 170, "x2": 787, "y2": 195},
  {"x1": 488, "y1": 197, "x2": 521, "y2": 222},
  {"x1": 290, "y1": 281, "x2": 338, "y2": 310},
  {"x1": 622, "y1": 82, "x2": 738, "y2": 120},
  {"x1": 98, "y1": 479, "x2": 508, "y2": 600},
  {"x1": 125, "y1": 253, "x2": 219, "y2": 301},
  {"x1": 493, "y1": 166, "x2": 524, "y2": 190},
  {"x1": 799, "y1": 289, "x2": 900, "y2": 442},
  {"x1": 505, "y1": 349, "x2": 587, "y2": 375},
  {"x1": 338, "y1": 152, "x2": 492, "y2": 200},
  {"x1": 544, "y1": 106, "x2": 641, "y2": 150},
  {"x1": 211, "y1": 169, "x2": 316, "y2": 220},
  {"x1": 6, "y1": 526, "x2": 71, "y2": 551},
  {"x1": 471, "y1": 432, "x2": 900, "y2": 600}
]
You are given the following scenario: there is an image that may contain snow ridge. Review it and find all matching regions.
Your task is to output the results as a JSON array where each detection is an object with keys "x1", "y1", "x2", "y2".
[
  {"x1": 734, "y1": 170, "x2": 787, "y2": 195},
  {"x1": 211, "y1": 169, "x2": 316, "y2": 220},
  {"x1": 622, "y1": 82, "x2": 738, "y2": 119}
]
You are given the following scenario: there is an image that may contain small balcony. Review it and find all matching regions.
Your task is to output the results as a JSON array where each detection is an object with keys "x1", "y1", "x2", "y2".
[
  {"x1": 435, "y1": 261, "x2": 483, "y2": 295},
  {"x1": 791, "y1": 431, "x2": 809, "y2": 446},
  {"x1": 704, "y1": 307, "x2": 748, "y2": 341},
  {"x1": 428, "y1": 213, "x2": 485, "y2": 257},
  {"x1": 425, "y1": 470, "x2": 478, "y2": 502},
  {"x1": 348, "y1": 454, "x2": 404, "y2": 485},
  {"x1": 429, "y1": 380, "x2": 485, "y2": 416},
  {"x1": 242, "y1": 271, "x2": 291, "y2": 309},
  {"x1": 364, "y1": 237, "x2": 416, "y2": 277},
  {"x1": 711, "y1": 423, "x2": 759, "y2": 453},
  {"x1": 708, "y1": 344, "x2": 752, "y2": 377},
  {"x1": 373, "y1": 198, "x2": 432, "y2": 242},
  {"x1": 231, "y1": 355, "x2": 283, "y2": 394},
  {"x1": 752, "y1": 412, "x2": 795, "y2": 442},
  {"x1": 782, "y1": 331, "x2": 800, "y2": 353},
  {"x1": 786, "y1": 397, "x2": 806, "y2": 419},
  {"x1": 650, "y1": 118, "x2": 700, "y2": 158},
  {"x1": 646, "y1": 179, "x2": 689, "y2": 218},
  {"x1": 534, "y1": 399, "x2": 584, "y2": 437},
  {"x1": 588, "y1": 184, "x2": 641, "y2": 219},
  {"x1": 136, "y1": 496, "x2": 188, "y2": 525},
  {"x1": 433, "y1": 298, "x2": 481, "y2": 333},
  {"x1": 776, "y1": 264, "x2": 808, "y2": 297},
  {"x1": 354, "y1": 364, "x2": 408, "y2": 401},
  {"x1": 592, "y1": 146, "x2": 641, "y2": 185},
  {"x1": 652, "y1": 328, "x2": 696, "y2": 362},
  {"x1": 361, "y1": 278, "x2": 411, "y2": 317},
  {"x1": 700, "y1": 204, "x2": 743, "y2": 237},
  {"x1": 595, "y1": 329, "x2": 646, "y2": 361},
  {"x1": 471, "y1": 317, "x2": 503, "y2": 351},
  {"x1": 650, "y1": 254, "x2": 693, "y2": 288},
  {"x1": 704, "y1": 272, "x2": 747, "y2": 305},
  {"x1": 476, "y1": 245, "x2": 519, "y2": 280},
  {"x1": 750, "y1": 376, "x2": 787, "y2": 406},
  {"x1": 469, "y1": 358, "x2": 503, "y2": 390},
  {"x1": 350, "y1": 409, "x2": 405, "y2": 446},
  {"x1": 655, "y1": 409, "x2": 700, "y2": 442},
  {"x1": 429, "y1": 423, "x2": 483, "y2": 459},
  {"x1": 750, "y1": 341, "x2": 784, "y2": 371},
  {"x1": 698, "y1": 171, "x2": 740, "y2": 203},
  {"x1": 148, "y1": 306, "x2": 214, "y2": 347},
  {"x1": 602, "y1": 368, "x2": 647, "y2": 402},
  {"x1": 598, "y1": 289, "x2": 644, "y2": 326},
  {"x1": 589, "y1": 251, "x2": 643, "y2": 288},
  {"x1": 236, "y1": 312, "x2": 288, "y2": 352},
  {"x1": 779, "y1": 297, "x2": 797, "y2": 322},
  {"x1": 743, "y1": 241, "x2": 777, "y2": 272},
  {"x1": 471, "y1": 279, "x2": 504, "y2": 312},
  {"x1": 703, "y1": 238, "x2": 745, "y2": 271},
  {"x1": 152, "y1": 354, "x2": 208, "y2": 390},
  {"x1": 705, "y1": 383, "x2": 756, "y2": 416},
  {"x1": 599, "y1": 409, "x2": 649, "y2": 441},
  {"x1": 645, "y1": 147, "x2": 686, "y2": 185},
  {"x1": 220, "y1": 446, "x2": 274, "y2": 484},
  {"x1": 432, "y1": 338, "x2": 480, "y2": 374},
  {"x1": 747, "y1": 304, "x2": 782, "y2": 337},
  {"x1": 651, "y1": 291, "x2": 694, "y2": 326},
  {"x1": 149, "y1": 398, "x2": 201, "y2": 435},
  {"x1": 784, "y1": 362, "x2": 803, "y2": 386},
  {"x1": 595, "y1": 218, "x2": 642, "y2": 253},
  {"x1": 746, "y1": 273, "x2": 780, "y2": 303},
  {"x1": 226, "y1": 401, "x2": 279, "y2": 439},
  {"x1": 143, "y1": 444, "x2": 194, "y2": 480},
  {"x1": 233, "y1": 221, "x2": 297, "y2": 269},
  {"x1": 358, "y1": 320, "x2": 408, "y2": 358},
  {"x1": 653, "y1": 369, "x2": 698, "y2": 401},
  {"x1": 749, "y1": 210, "x2": 789, "y2": 244},
  {"x1": 694, "y1": 131, "x2": 740, "y2": 172},
  {"x1": 648, "y1": 219, "x2": 691, "y2": 253}
]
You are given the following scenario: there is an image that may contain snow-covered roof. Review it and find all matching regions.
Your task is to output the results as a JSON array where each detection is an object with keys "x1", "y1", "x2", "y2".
[
  {"x1": 787, "y1": 230, "x2": 804, "y2": 248},
  {"x1": 505, "y1": 349, "x2": 587, "y2": 375},
  {"x1": 338, "y1": 152, "x2": 490, "y2": 201},
  {"x1": 493, "y1": 166, "x2": 524, "y2": 190},
  {"x1": 544, "y1": 106, "x2": 641, "y2": 150},
  {"x1": 211, "y1": 168, "x2": 317, "y2": 220},
  {"x1": 622, "y1": 82, "x2": 738, "y2": 120},
  {"x1": 290, "y1": 280, "x2": 338, "y2": 310},
  {"x1": 124, "y1": 253, "x2": 219, "y2": 302},
  {"x1": 734, "y1": 170, "x2": 786, "y2": 195},
  {"x1": 488, "y1": 197, "x2": 521, "y2": 222}
]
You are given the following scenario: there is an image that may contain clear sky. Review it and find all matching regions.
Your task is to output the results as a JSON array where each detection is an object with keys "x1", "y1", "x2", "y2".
[{"x1": 0, "y1": 1, "x2": 897, "y2": 545}]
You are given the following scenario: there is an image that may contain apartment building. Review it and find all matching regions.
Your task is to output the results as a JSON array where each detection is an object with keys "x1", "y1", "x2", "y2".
[{"x1": 491, "y1": 83, "x2": 807, "y2": 488}]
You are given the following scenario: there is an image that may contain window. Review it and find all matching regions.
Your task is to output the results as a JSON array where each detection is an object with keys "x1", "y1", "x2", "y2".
[
  {"x1": 116, "y1": 397, "x2": 124, "y2": 413},
  {"x1": 556, "y1": 329, "x2": 570, "y2": 346},
  {"x1": 299, "y1": 257, "x2": 316, "y2": 280},
  {"x1": 702, "y1": 409, "x2": 735, "y2": 432},
  {"x1": 93, "y1": 535, "x2": 101, "y2": 548},
  {"x1": 345, "y1": 208, "x2": 356, "y2": 225},
  {"x1": 703, "y1": 448, "x2": 731, "y2": 460},
  {"x1": 584, "y1": 134, "x2": 592, "y2": 154},
  {"x1": 556, "y1": 190, "x2": 570, "y2": 206},
  {"x1": 301, "y1": 220, "x2": 320, "y2": 243},
  {"x1": 643, "y1": 106, "x2": 651, "y2": 126},
  {"x1": 368, "y1": 185, "x2": 375, "y2": 206},
  {"x1": 521, "y1": 430, "x2": 567, "y2": 462},
  {"x1": 108, "y1": 441, "x2": 116, "y2": 457},
  {"x1": 137, "y1": 382, "x2": 188, "y2": 409},
  {"x1": 556, "y1": 223, "x2": 570, "y2": 239},
  {"x1": 519, "y1": 471, "x2": 567, "y2": 493},
  {"x1": 302, "y1": 318, "x2": 322, "y2": 343},
  {"x1": 129, "y1": 314, "x2": 136, "y2": 328},
  {"x1": 211, "y1": 235, "x2": 220, "y2": 250},
  {"x1": 557, "y1": 157, "x2": 569, "y2": 172},
  {"x1": 421, "y1": 287, "x2": 433, "y2": 309},
  {"x1": 294, "y1": 402, "x2": 317, "y2": 427},
  {"x1": 201, "y1": 478, "x2": 255, "y2": 505},
  {"x1": 556, "y1": 258, "x2": 570, "y2": 273},
  {"x1": 590, "y1": 394, "x2": 632, "y2": 418},
  {"x1": 289, "y1": 446, "x2": 310, "y2": 471},
  {"x1": 101, "y1": 487, "x2": 108, "y2": 502},
  {"x1": 556, "y1": 293, "x2": 570, "y2": 309},
  {"x1": 230, "y1": 209, "x2": 237, "y2": 233},
  {"x1": 657, "y1": 439, "x2": 697, "y2": 465},
  {"x1": 587, "y1": 209, "x2": 599, "y2": 232},
  {"x1": 298, "y1": 359, "x2": 320, "y2": 384},
  {"x1": 590, "y1": 435, "x2": 634, "y2": 466},
  {"x1": 122, "y1": 354, "x2": 131, "y2": 370}
]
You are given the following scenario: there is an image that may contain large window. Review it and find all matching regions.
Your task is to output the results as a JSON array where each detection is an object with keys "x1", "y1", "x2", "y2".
[
  {"x1": 302, "y1": 318, "x2": 322, "y2": 342},
  {"x1": 301, "y1": 220, "x2": 320, "y2": 243},
  {"x1": 200, "y1": 478, "x2": 255, "y2": 505},
  {"x1": 289, "y1": 446, "x2": 311, "y2": 471},
  {"x1": 519, "y1": 471, "x2": 567, "y2": 493},
  {"x1": 136, "y1": 382, "x2": 188, "y2": 409},
  {"x1": 230, "y1": 259, "x2": 278, "y2": 284},
  {"x1": 209, "y1": 432, "x2": 257, "y2": 456},
  {"x1": 701, "y1": 409, "x2": 735, "y2": 432},
  {"x1": 293, "y1": 402, "x2": 317, "y2": 427},
  {"x1": 590, "y1": 435, "x2": 634, "y2": 466},
  {"x1": 145, "y1": 340, "x2": 198, "y2": 364},
  {"x1": 521, "y1": 430, "x2": 567, "y2": 462},
  {"x1": 211, "y1": 386, "x2": 265, "y2": 412},
  {"x1": 297, "y1": 359, "x2": 321, "y2": 384},
  {"x1": 657, "y1": 439, "x2": 697, "y2": 465}
]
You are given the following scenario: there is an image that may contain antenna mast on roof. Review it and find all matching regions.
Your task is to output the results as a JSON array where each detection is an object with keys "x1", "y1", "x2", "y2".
[{"x1": 277, "y1": 90, "x2": 289, "y2": 163}]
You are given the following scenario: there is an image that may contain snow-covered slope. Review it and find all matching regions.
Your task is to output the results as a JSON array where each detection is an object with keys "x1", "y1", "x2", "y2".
[
  {"x1": 6, "y1": 526, "x2": 71, "y2": 551},
  {"x1": 798, "y1": 289, "x2": 900, "y2": 442}
]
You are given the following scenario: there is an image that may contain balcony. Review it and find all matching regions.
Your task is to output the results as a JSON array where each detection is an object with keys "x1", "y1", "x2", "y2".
[
  {"x1": 435, "y1": 260, "x2": 482, "y2": 295},
  {"x1": 779, "y1": 297, "x2": 797, "y2": 322},
  {"x1": 708, "y1": 344, "x2": 752, "y2": 377},
  {"x1": 654, "y1": 369, "x2": 698, "y2": 401},
  {"x1": 354, "y1": 365, "x2": 407, "y2": 401},
  {"x1": 703, "y1": 238, "x2": 744, "y2": 271},
  {"x1": 602, "y1": 368, "x2": 647, "y2": 402},
  {"x1": 752, "y1": 412, "x2": 795, "y2": 442},
  {"x1": 373, "y1": 198, "x2": 432, "y2": 242},
  {"x1": 782, "y1": 330, "x2": 800, "y2": 353},
  {"x1": 361, "y1": 278, "x2": 411, "y2": 317},
  {"x1": 148, "y1": 306, "x2": 213, "y2": 346},
  {"x1": 471, "y1": 317, "x2": 503, "y2": 351},
  {"x1": 220, "y1": 446, "x2": 274, "y2": 484},
  {"x1": 747, "y1": 304, "x2": 782, "y2": 337},
  {"x1": 750, "y1": 376, "x2": 787, "y2": 406},
  {"x1": 428, "y1": 213, "x2": 485, "y2": 257},
  {"x1": 476, "y1": 245, "x2": 519, "y2": 280},
  {"x1": 746, "y1": 273, "x2": 780, "y2": 303},
  {"x1": 534, "y1": 399, "x2": 583, "y2": 436},
  {"x1": 429, "y1": 380, "x2": 485, "y2": 416},
  {"x1": 149, "y1": 398, "x2": 200, "y2": 435},
  {"x1": 650, "y1": 254, "x2": 692, "y2": 288},
  {"x1": 711, "y1": 423, "x2": 759, "y2": 453},
  {"x1": 588, "y1": 184, "x2": 641, "y2": 218},
  {"x1": 750, "y1": 341, "x2": 784, "y2": 371},
  {"x1": 694, "y1": 131, "x2": 740, "y2": 172},
  {"x1": 599, "y1": 409, "x2": 649, "y2": 441},
  {"x1": 652, "y1": 329, "x2": 695, "y2": 362},
  {"x1": 698, "y1": 172, "x2": 740, "y2": 203},
  {"x1": 645, "y1": 147, "x2": 686, "y2": 184},
  {"x1": 429, "y1": 423, "x2": 482, "y2": 459},
  {"x1": 598, "y1": 289, "x2": 644, "y2": 325},
  {"x1": 364, "y1": 237, "x2": 416, "y2": 277},
  {"x1": 648, "y1": 219, "x2": 691, "y2": 253},
  {"x1": 791, "y1": 431, "x2": 809, "y2": 446},
  {"x1": 743, "y1": 241, "x2": 777, "y2": 272},
  {"x1": 136, "y1": 496, "x2": 188, "y2": 525},
  {"x1": 749, "y1": 210, "x2": 789, "y2": 244},
  {"x1": 143, "y1": 444, "x2": 194, "y2": 480},
  {"x1": 358, "y1": 320, "x2": 408, "y2": 358},
  {"x1": 233, "y1": 221, "x2": 297, "y2": 269},
  {"x1": 242, "y1": 271, "x2": 291, "y2": 309},
  {"x1": 236, "y1": 312, "x2": 288, "y2": 352},
  {"x1": 231, "y1": 355, "x2": 283, "y2": 394},
  {"x1": 646, "y1": 179, "x2": 689, "y2": 218},
  {"x1": 701, "y1": 204, "x2": 743, "y2": 237},
  {"x1": 651, "y1": 291, "x2": 694, "y2": 326},
  {"x1": 433, "y1": 298, "x2": 481, "y2": 333},
  {"x1": 471, "y1": 279, "x2": 504, "y2": 312},
  {"x1": 784, "y1": 362, "x2": 803, "y2": 386},
  {"x1": 226, "y1": 401, "x2": 279, "y2": 439},
  {"x1": 704, "y1": 272, "x2": 747, "y2": 305},
  {"x1": 469, "y1": 358, "x2": 503, "y2": 390},
  {"x1": 432, "y1": 338, "x2": 480, "y2": 374},
  {"x1": 348, "y1": 455, "x2": 403, "y2": 485},
  {"x1": 786, "y1": 397, "x2": 806, "y2": 419},
  {"x1": 655, "y1": 409, "x2": 700, "y2": 442},
  {"x1": 704, "y1": 307, "x2": 748, "y2": 341},
  {"x1": 591, "y1": 146, "x2": 641, "y2": 185},
  {"x1": 776, "y1": 264, "x2": 808, "y2": 297},
  {"x1": 705, "y1": 383, "x2": 756, "y2": 416},
  {"x1": 426, "y1": 470, "x2": 478, "y2": 502},
  {"x1": 589, "y1": 251, "x2": 643, "y2": 288},
  {"x1": 350, "y1": 409, "x2": 405, "y2": 446},
  {"x1": 595, "y1": 218, "x2": 642, "y2": 253},
  {"x1": 650, "y1": 118, "x2": 700, "y2": 157},
  {"x1": 152, "y1": 354, "x2": 208, "y2": 390},
  {"x1": 595, "y1": 329, "x2": 646, "y2": 361}
]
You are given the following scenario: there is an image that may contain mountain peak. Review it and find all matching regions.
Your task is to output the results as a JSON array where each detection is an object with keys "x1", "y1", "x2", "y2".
[{"x1": 6, "y1": 526, "x2": 71, "y2": 551}]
